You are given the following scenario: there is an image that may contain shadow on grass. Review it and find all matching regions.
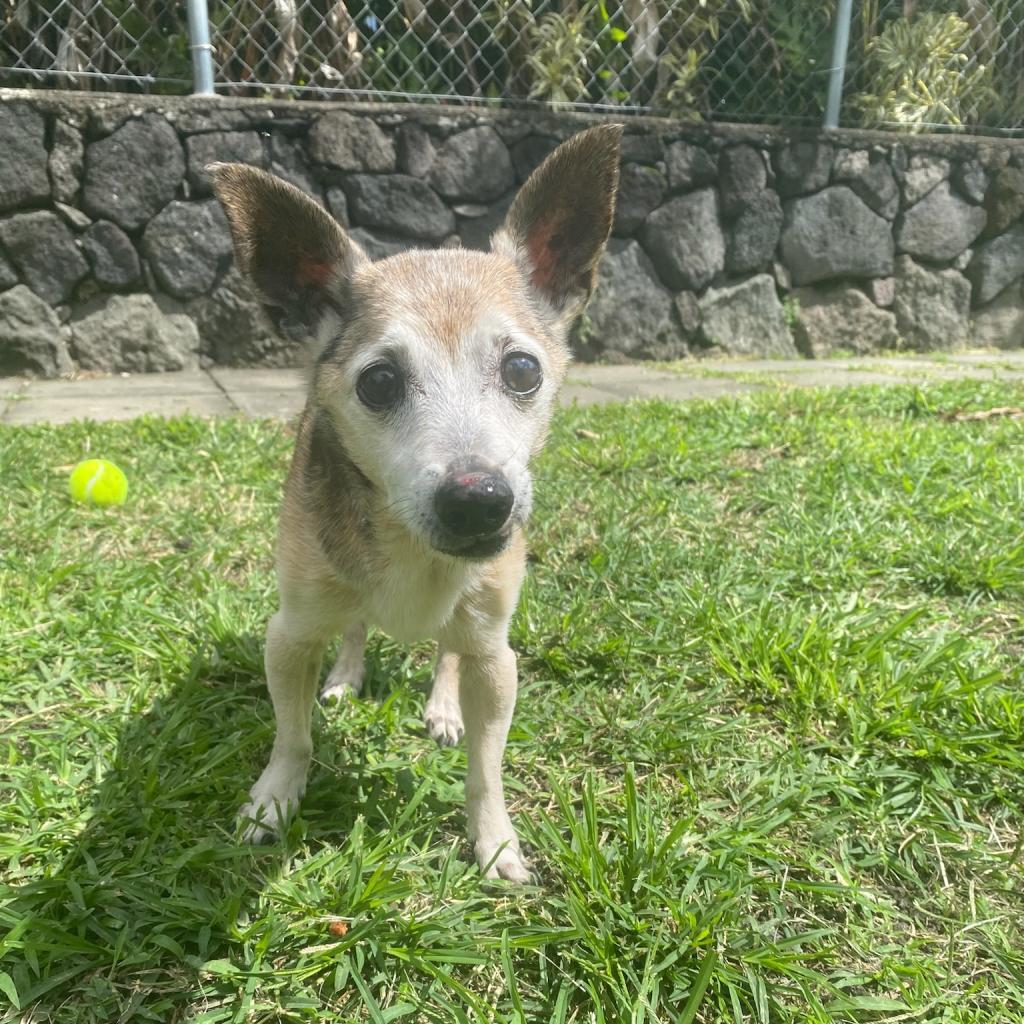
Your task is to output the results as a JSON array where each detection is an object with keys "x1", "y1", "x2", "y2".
[{"x1": 3, "y1": 631, "x2": 454, "y2": 1021}]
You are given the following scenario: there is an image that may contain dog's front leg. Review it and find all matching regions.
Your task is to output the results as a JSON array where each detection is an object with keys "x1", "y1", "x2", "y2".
[
  {"x1": 424, "y1": 650, "x2": 464, "y2": 746},
  {"x1": 240, "y1": 609, "x2": 328, "y2": 842},
  {"x1": 458, "y1": 645, "x2": 531, "y2": 882}
]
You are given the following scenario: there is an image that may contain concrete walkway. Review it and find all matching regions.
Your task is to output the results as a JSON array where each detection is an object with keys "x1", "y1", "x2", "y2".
[{"x1": 3, "y1": 352, "x2": 1024, "y2": 425}]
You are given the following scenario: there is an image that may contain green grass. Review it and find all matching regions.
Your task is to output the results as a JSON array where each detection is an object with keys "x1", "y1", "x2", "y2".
[{"x1": 2, "y1": 380, "x2": 1023, "y2": 1023}]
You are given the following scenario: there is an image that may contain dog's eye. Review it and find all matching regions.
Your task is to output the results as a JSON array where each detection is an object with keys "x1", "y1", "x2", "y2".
[
  {"x1": 501, "y1": 351, "x2": 542, "y2": 396},
  {"x1": 356, "y1": 362, "x2": 404, "y2": 411}
]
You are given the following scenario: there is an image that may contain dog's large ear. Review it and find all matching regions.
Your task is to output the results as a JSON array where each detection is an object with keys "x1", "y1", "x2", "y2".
[
  {"x1": 209, "y1": 162, "x2": 368, "y2": 331},
  {"x1": 492, "y1": 124, "x2": 622, "y2": 326}
]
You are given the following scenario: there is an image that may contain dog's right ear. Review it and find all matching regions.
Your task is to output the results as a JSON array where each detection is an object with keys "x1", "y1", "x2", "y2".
[{"x1": 209, "y1": 163, "x2": 368, "y2": 330}]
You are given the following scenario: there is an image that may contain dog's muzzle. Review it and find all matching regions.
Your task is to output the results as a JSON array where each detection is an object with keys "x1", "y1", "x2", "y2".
[{"x1": 433, "y1": 462, "x2": 514, "y2": 558}]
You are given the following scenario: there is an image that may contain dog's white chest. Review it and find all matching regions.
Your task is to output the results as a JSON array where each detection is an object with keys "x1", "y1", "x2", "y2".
[{"x1": 362, "y1": 556, "x2": 475, "y2": 644}]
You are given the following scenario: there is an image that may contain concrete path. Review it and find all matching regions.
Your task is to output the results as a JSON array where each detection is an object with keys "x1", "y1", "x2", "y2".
[{"x1": 3, "y1": 352, "x2": 1024, "y2": 425}]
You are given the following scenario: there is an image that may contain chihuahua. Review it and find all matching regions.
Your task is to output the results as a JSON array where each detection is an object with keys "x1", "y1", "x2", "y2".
[{"x1": 210, "y1": 123, "x2": 621, "y2": 882}]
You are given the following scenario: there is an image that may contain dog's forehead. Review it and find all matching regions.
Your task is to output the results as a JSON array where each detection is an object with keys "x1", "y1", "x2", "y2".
[{"x1": 354, "y1": 248, "x2": 540, "y2": 352}]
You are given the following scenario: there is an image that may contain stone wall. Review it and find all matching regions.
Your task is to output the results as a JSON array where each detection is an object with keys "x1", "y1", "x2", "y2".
[{"x1": 2, "y1": 88, "x2": 1024, "y2": 377}]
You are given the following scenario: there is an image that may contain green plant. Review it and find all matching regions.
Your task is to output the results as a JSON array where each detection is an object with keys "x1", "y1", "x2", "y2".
[
  {"x1": 526, "y1": 8, "x2": 591, "y2": 103},
  {"x1": 853, "y1": 11, "x2": 998, "y2": 130},
  {"x1": 782, "y1": 294, "x2": 801, "y2": 330}
]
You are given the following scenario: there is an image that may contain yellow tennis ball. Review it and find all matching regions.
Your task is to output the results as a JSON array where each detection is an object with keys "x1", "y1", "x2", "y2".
[{"x1": 68, "y1": 459, "x2": 128, "y2": 507}]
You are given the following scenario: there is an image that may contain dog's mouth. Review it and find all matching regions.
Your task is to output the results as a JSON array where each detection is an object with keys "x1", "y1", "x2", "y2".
[{"x1": 432, "y1": 525, "x2": 513, "y2": 560}]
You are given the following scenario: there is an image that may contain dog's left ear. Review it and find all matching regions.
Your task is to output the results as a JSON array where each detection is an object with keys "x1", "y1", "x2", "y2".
[{"x1": 492, "y1": 123, "x2": 622, "y2": 327}]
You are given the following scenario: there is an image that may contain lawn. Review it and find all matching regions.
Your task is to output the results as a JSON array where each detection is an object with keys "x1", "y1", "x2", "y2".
[{"x1": 1, "y1": 379, "x2": 1023, "y2": 1023}]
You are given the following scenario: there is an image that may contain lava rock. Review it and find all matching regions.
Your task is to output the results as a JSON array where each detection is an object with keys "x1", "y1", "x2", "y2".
[
  {"x1": 0, "y1": 211, "x2": 88, "y2": 305},
  {"x1": 0, "y1": 285, "x2": 71, "y2": 377},
  {"x1": 725, "y1": 190, "x2": 783, "y2": 274},
  {"x1": 49, "y1": 119, "x2": 84, "y2": 204},
  {"x1": 345, "y1": 174, "x2": 454, "y2": 241},
  {"x1": 793, "y1": 284, "x2": 899, "y2": 356},
  {"x1": 83, "y1": 115, "x2": 186, "y2": 230},
  {"x1": 71, "y1": 292, "x2": 200, "y2": 372},
  {"x1": 0, "y1": 103, "x2": 50, "y2": 212},
  {"x1": 698, "y1": 274, "x2": 796, "y2": 357},
  {"x1": 896, "y1": 181, "x2": 986, "y2": 262},
  {"x1": 308, "y1": 111, "x2": 396, "y2": 172},
  {"x1": 641, "y1": 189, "x2": 725, "y2": 291},
  {"x1": 82, "y1": 221, "x2": 142, "y2": 290},
  {"x1": 613, "y1": 164, "x2": 666, "y2": 236},
  {"x1": 780, "y1": 186, "x2": 894, "y2": 286},
  {"x1": 141, "y1": 200, "x2": 234, "y2": 299},
  {"x1": 186, "y1": 130, "x2": 266, "y2": 195},
  {"x1": 893, "y1": 255, "x2": 971, "y2": 349},
  {"x1": 430, "y1": 127, "x2": 515, "y2": 203}
]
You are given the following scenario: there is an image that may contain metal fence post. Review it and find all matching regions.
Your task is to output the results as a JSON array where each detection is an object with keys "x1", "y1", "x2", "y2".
[
  {"x1": 823, "y1": 0, "x2": 854, "y2": 129},
  {"x1": 186, "y1": 0, "x2": 216, "y2": 95}
]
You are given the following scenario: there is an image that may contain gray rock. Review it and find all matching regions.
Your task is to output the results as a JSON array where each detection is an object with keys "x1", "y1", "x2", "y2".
[
  {"x1": 349, "y1": 228, "x2": 417, "y2": 261},
  {"x1": 49, "y1": 119, "x2": 84, "y2": 204},
  {"x1": 0, "y1": 285, "x2": 71, "y2": 377},
  {"x1": 641, "y1": 189, "x2": 724, "y2": 291},
  {"x1": 665, "y1": 141, "x2": 716, "y2": 192},
  {"x1": 0, "y1": 250, "x2": 17, "y2": 290},
  {"x1": 793, "y1": 284, "x2": 899, "y2": 356},
  {"x1": 190, "y1": 267, "x2": 297, "y2": 367},
  {"x1": 326, "y1": 188, "x2": 349, "y2": 226},
  {"x1": 308, "y1": 111, "x2": 395, "y2": 172},
  {"x1": 83, "y1": 115, "x2": 186, "y2": 230},
  {"x1": 0, "y1": 103, "x2": 50, "y2": 212},
  {"x1": 773, "y1": 141, "x2": 832, "y2": 197},
  {"x1": 725, "y1": 190, "x2": 783, "y2": 274},
  {"x1": 430, "y1": 127, "x2": 514, "y2": 203},
  {"x1": 268, "y1": 134, "x2": 322, "y2": 201},
  {"x1": 397, "y1": 122, "x2": 436, "y2": 178},
  {"x1": 186, "y1": 130, "x2": 266, "y2": 195},
  {"x1": 720, "y1": 145, "x2": 768, "y2": 217},
  {"x1": 870, "y1": 277, "x2": 895, "y2": 308},
  {"x1": 71, "y1": 292, "x2": 199, "y2": 372},
  {"x1": 893, "y1": 255, "x2": 970, "y2": 350},
  {"x1": 345, "y1": 174, "x2": 454, "y2": 241},
  {"x1": 141, "y1": 200, "x2": 234, "y2": 299},
  {"x1": 584, "y1": 240, "x2": 684, "y2": 359},
  {"x1": 674, "y1": 291, "x2": 700, "y2": 335},
  {"x1": 982, "y1": 166, "x2": 1024, "y2": 238},
  {"x1": 968, "y1": 223, "x2": 1024, "y2": 305},
  {"x1": 458, "y1": 193, "x2": 514, "y2": 251},
  {"x1": 901, "y1": 153, "x2": 950, "y2": 205},
  {"x1": 832, "y1": 149, "x2": 899, "y2": 219},
  {"x1": 0, "y1": 211, "x2": 88, "y2": 305},
  {"x1": 780, "y1": 186, "x2": 894, "y2": 286},
  {"x1": 971, "y1": 283, "x2": 1024, "y2": 349},
  {"x1": 511, "y1": 136, "x2": 560, "y2": 183},
  {"x1": 54, "y1": 202, "x2": 91, "y2": 231},
  {"x1": 82, "y1": 221, "x2": 141, "y2": 289},
  {"x1": 614, "y1": 164, "x2": 666, "y2": 236},
  {"x1": 698, "y1": 274, "x2": 796, "y2": 357},
  {"x1": 620, "y1": 134, "x2": 664, "y2": 165},
  {"x1": 953, "y1": 248, "x2": 973, "y2": 271},
  {"x1": 955, "y1": 159, "x2": 988, "y2": 204},
  {"x1": 897, "y1": 181, "x2": 986, "y2": 261},
  {"x1": 772, "y1": 260, "x2": 791, "y2": 290}
]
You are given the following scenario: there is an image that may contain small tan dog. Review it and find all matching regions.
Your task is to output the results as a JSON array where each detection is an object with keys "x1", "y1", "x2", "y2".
[{"x1": 210, "y1": 123, "x2": 621, "y2": 882}]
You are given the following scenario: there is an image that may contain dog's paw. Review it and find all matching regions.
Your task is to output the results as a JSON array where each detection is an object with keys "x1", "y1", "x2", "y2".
[
  {"x1": 424, "y1": 690, "x2": 464, "y2": 746},
  {"x1": 320, "y1": 675, "x2": 360, "y2": 703},
  {"x1": 476, "y1": 839, "x2": 533, "y2": 884},
  {"x1": 320, "y1": 664, "x2": 364, "y2": 703},
  {"x1": 238, "y1": 764, "x2": 306, "y2": 843}
]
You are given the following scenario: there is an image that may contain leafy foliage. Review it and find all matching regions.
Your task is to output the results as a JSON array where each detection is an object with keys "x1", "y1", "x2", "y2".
[{"x1": 853, "y1": 10, "x2": 997, "y2": 130}]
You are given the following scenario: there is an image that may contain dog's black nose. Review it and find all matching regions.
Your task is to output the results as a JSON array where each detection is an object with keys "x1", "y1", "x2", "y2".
[{"x1": 434, "y1": 469, "x2": 514, "y2": 539}]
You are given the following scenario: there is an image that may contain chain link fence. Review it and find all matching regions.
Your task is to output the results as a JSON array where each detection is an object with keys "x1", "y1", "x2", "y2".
[{"x1": 2, "y1": 1, "x2": 1023, "y2": 133}]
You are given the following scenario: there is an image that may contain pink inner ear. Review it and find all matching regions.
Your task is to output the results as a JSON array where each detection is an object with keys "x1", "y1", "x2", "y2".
[
  {"x1": 527, "y1": 216, "x2": 562, "y2": 296},
  {"x1": 297, "y1": 255, "x2": 332, "y2": 289}
]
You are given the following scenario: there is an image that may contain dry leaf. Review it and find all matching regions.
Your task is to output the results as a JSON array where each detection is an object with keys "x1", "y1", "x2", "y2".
[
  {"x1": 945, "y1": 407, "x2": 1024, "y2": 422},
  {"x1": 328, "y1": 920, "x2": 349, "y2": 937}
]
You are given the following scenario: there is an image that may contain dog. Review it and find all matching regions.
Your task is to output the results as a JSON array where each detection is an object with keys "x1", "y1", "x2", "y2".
[{"x1": 209, "y1": 122, "x2": 621, "y2": 882}]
